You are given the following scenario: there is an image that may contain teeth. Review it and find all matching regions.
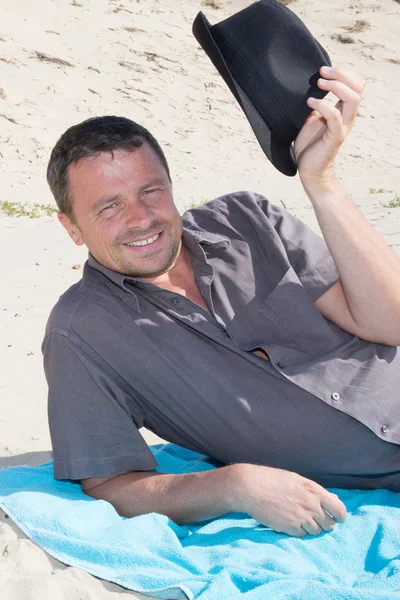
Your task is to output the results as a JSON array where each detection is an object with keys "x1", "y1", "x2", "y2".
[{"x1": 125, "y1": 233, "x2": 160, "y2": 247}]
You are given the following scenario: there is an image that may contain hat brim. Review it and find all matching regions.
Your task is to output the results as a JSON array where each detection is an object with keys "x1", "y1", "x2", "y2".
[{"x1": 193, "y1": 11, "x2": 298, "y2": 177}]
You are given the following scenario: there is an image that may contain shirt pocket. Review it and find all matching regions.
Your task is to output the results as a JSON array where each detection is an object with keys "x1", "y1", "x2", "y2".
[{"x1": 259, "y1": 267, "x2": 336, "y2": 360}]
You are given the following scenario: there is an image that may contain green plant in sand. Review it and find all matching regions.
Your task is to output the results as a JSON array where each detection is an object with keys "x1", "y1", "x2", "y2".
[
  {"x1": 0, "y1": 200, "x2": 58, "y2": 218},
  {"x1": 368, "y1": 188, "x2": 400, "y2": 209},
  {"x1": 369, "y1": 187, "x2": 393, "y2": 195},
  {"x1": 379, "y1": 194, "x2": 400, "y2": 209}
]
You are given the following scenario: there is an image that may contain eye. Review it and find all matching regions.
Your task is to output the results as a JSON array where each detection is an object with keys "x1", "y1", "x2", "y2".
[
  {"x1": 102, "y1": 202, "x2": 118, "y2": 212},
  {"x1": 143, "y1": 188, "x2": 159, "y2": 195}
]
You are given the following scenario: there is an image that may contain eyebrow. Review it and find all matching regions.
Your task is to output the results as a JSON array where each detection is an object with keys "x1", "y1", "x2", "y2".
[{"x1": 91, "y1": 178, "x2": 169, "y2": 214}]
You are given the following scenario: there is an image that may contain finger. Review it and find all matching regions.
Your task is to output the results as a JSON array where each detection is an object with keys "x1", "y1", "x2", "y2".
[
  {"x1": 320, "y1": 65, "x2": 365, "y2": 95},
  {"x1": 321, "y1": 493, "x2": 347, "y2": 523},
  {"x1": 306, "y1": 97, "x2": 344, "y2": 140},
  {"x1": 314, "y1": 507, "x2": 336, "y2": 532},
  {"x1": 273, "y1": 525, "x2": 307, "y2": 538},
  {"x1": 286, "y1": 526, "x2": 308, "y2": 538},
  {"x1": 301, "y1": 520, "x2": 323, "y2": 537},
  {"x1": 318, "y1": 78, "x2": 360, "y2": 103},
  {"x1": 317, "y1": 78, "x2": 360, "y2": 127}
]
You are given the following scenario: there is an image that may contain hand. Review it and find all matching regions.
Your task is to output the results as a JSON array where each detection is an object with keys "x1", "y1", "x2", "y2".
[
  {"x1": 234, "y1": 464, "x2": 347, "y2": 537},
  {"x1": 294, "y1": 66, "x2": 364, "y2": 190}
]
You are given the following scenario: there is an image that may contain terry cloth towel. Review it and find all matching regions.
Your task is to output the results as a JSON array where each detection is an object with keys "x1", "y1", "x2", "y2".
[{"x1": 0, "y1": 444, "x2": 399, "y2": 600}]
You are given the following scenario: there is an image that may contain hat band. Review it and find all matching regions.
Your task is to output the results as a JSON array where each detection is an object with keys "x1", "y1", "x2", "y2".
[{"x1": 212, "y1": 25, "x2": 298, "y2": 145}]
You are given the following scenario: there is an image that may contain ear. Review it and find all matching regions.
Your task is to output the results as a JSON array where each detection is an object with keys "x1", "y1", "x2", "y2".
[{"x1": 58, "y1": 212, "x2": 84, "y2": 246}]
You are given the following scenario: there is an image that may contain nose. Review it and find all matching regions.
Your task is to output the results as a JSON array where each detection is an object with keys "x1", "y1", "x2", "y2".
[{"x1": 125, "y1": 198, "x2": 153, "y2": 229}]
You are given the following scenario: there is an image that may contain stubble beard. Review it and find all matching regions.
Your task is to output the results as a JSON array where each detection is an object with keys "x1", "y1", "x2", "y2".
[{"x1": 115, "y1": 226, "x2": 182, "y2": 279}]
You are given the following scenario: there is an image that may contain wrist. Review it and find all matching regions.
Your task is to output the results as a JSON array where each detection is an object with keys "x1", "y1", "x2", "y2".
[
  {"x1": 222, "y1": 463, "x2": 256, "y2": 513},
  {"x1": 300, "y1": 175, "x2": 344, "y2": 204}
]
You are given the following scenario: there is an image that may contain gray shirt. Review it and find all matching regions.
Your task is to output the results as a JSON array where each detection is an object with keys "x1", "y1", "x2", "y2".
[{"x1": 42, "y1": 191, "x2": 400, "y2": 489}]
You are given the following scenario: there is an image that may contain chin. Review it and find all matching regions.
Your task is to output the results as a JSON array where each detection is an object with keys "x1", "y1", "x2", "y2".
[{"x1": 119, "y1": 258, "x2": 170, "y2": 279}]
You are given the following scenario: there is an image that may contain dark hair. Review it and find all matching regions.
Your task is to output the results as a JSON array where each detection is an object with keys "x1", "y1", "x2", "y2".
[{"x1": 46, "y1": 116, "x2": 171, "y2": 219}]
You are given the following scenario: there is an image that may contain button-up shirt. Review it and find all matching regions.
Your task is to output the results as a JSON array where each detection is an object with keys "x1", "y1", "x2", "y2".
[{"x1": 42, "y1": 191, "x2": 400, "y2": 489}]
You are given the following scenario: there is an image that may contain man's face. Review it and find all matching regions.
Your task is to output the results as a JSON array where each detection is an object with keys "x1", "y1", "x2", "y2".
[{"x1": 59, "y1": 144, "x2": 182, "y2": 279}]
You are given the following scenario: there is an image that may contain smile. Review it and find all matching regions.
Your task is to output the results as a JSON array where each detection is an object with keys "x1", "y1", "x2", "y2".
[{"x1": 124, "y1": 233, "x2": 160, "y2": 247}]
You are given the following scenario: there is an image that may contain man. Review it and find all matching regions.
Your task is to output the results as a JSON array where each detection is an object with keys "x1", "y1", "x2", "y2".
[{"x1": 43, "y1": 66, "x2": 400, "y2": 539}]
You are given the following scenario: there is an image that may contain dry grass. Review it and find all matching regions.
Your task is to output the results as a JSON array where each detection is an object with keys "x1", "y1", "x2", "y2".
[
  {"x1": 280, "y1": 0, "x2": 295, "y2": 4},
  {"x1": 112, "y1": 4, "x2": 133, "y2": 14},
  {"x1": 344, "y1": 20, "x2": 370, "y2": 33},
  {"x1": 122, "y1": 27, "x2": 145, "y2": 33},
  {"x1": 32, "y1": 51, "x2": 74, "y2": 67},
  {"x1": 118, "y1": 60, "x2": 145, "y2": 73},
  {"x1": 331, "y1": 33, "x2": 355, "y2": 44},
  {"x1": 202, "y1": 0, "x2": 222, "y2": 9},
  {"x1": 0, "y1": 113, "x2": 18, "y2": 124},
  {"x1": 0, "y1": 57, "x2": 18, "y2": 65}
]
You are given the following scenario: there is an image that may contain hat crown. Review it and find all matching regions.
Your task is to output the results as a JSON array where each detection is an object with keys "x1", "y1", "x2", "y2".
[
  {"x1": 192, "y1": 0, "x2": 331, "y2": 176},
  {"x1": 212, "y1": 0, "x2": 330, "y2": 130}
]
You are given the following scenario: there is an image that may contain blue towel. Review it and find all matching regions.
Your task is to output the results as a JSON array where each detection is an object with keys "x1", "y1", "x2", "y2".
[{"x1": 0, "y1": 443, "x2": 399, "y2": 600}]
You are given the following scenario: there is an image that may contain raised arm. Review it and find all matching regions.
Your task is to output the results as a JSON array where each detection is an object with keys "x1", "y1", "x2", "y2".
[{"x1": 295, "y1": 66, "x2": 400, "y2": 346}]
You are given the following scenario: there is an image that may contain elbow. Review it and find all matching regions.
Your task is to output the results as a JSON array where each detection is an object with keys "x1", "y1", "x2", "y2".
[
  {"x1": 350, "y1": 315, "x2": 400, "y2": 347},
  {"x1": 381, "y1": 337, "x2": 400, "y2": 348},
  {"x1": 357, "y1": 330, "x2": 400, "y2": 347}
]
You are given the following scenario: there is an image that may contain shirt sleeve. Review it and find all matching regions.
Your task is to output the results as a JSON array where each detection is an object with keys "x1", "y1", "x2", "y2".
[
  {"x1": 42, "y1": 330, "x2": 158, "y2": 480},
  {"x1": 254, "y1": 193, "x2": 340, "y2": 302}
]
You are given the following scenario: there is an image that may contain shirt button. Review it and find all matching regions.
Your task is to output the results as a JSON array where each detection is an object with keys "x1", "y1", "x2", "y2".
[
  {"x1": 331, "y1": 392, "x2": 340, "y2": 401},
  {"x1": 381, "y1": 425, "x2": 389, "y2": 435},
  {"x1": 171, "y1": 297, "x2": 180, "y2": 305},
  {"x1": 277, "y1": 362, "x2": 285, "y2": 369}
]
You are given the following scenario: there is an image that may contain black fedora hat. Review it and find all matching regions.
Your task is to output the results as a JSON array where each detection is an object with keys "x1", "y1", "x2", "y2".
[{"x1": 192, "y1": 0, "x2": 331, "y2": 176}]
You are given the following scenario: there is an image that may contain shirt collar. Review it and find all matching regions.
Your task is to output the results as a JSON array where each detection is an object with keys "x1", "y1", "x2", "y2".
[
  {"x1": 87, "y1": 226, "x2": 230, "y2": 291},
  {"x1": 87, "y1": 253, "x2": 127, "y2": 288},
  {"x1": 182, "y1": 226, "x2": 230, "y2": 252}
]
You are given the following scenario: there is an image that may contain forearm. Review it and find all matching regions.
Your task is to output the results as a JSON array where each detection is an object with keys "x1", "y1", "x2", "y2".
[
  {"x1": 304, "y1": 178, "x2": 400, "y2": 343},
  {"x1": 84, "y1": 464, "x2": 241, "y2": 523},
  {"x1": 83, "y1": 463, "x2": 346, "y2": 536}
]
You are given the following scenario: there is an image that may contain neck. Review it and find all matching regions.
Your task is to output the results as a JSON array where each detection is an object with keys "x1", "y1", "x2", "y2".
[
  {"x1": 142, "y1": 242, "x2": 210, "y2": 312},
  {"x1": 142, "y1": 243, "x2": 193, "y2": 290}
]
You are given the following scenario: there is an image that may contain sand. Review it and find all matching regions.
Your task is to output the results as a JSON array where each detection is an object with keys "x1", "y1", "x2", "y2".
[{"x1": 0, "y1": 0, "x2": 399, "y2": 597}]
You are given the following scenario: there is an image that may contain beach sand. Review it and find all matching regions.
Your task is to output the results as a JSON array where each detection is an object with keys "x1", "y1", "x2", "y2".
[{"x1": 0, "y1": 0, "x2": 399, "y2": 597}]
